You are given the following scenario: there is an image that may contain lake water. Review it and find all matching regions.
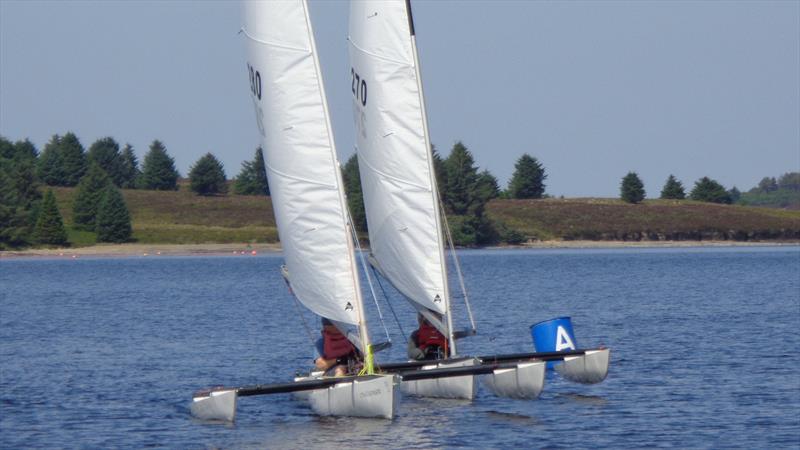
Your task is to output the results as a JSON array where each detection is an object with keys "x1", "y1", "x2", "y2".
[{"x1": 1, "y1": 246, "x2": 798, "y2": 448}]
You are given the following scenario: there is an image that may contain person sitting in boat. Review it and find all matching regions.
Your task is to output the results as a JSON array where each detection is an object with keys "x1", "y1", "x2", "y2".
[
  {"x1": 314, "y1": 317, "x2": 361, "y2": 377},
  {"x1": 407, "y1": 313, "x2": 449, "y2": 360}
]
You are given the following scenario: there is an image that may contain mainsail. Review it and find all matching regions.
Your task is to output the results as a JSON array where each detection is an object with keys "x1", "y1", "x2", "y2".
[
  {"x1": 348, "y1": 0, "x2": 456, "y2": 350},
  {"x1": 243, "y1": 0, "x2": 368, "y2": 345}
]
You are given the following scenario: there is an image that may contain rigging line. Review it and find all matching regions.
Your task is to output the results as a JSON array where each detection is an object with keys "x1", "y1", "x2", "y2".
[
  {"x1": 372, "y1": 264, "x2": 408, "y2": 341},
  {"x1": 439, "y1": 198, "x2": 477, "y2": 332},
  {"x1": 347, "y1": 206, "x2": 392, "y2": 344},
  {"x1": 284, "y1": 277, "x2": 318, "y2": 351}
]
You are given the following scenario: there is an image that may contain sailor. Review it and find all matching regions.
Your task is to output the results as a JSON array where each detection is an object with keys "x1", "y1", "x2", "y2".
[
  {"x1": 314, "y1": 317, "x2": 360, "y2": 376},
  {"x1": 407, "y1": 313, "x2": 449, "y2": 360}
]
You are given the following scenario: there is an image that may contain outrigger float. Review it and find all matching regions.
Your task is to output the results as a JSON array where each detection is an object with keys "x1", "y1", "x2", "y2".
[{"x1": 191, "y1": 348, "x2": 609, "y2": 421}]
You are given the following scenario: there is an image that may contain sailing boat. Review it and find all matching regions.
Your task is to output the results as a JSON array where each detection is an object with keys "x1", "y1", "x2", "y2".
[
  {"x1": 191, "y1": 0, "x2": 399, "y2": 420},
  {"x1": 347, "y1": 0, "x2": 543, "y2": 400},
  {"x1": 348, "y1": 0, "x2": 608, "y2": 400}
]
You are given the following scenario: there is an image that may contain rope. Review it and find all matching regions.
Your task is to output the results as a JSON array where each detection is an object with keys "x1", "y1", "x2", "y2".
[
  {"x1": 439, "y1": 198, "x2": 477, "y2": 332},
  {"x1": 373, "y1": 267, "x2": 408, "y2": 341},
  {"x1": 285, "y1": 277, "x2": 318, "y2": 350},
  {"x1": 349, "y1": 220, "x2": 392, "y2": 345},
  {"x1": 358, "y1": 344, "x2": 375, "y2": 376}
]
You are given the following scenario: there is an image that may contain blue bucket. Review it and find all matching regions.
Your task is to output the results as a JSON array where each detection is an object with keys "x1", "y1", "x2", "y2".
[{"x1": 530, "y1": 317, "x2": 578, "y2": 368}]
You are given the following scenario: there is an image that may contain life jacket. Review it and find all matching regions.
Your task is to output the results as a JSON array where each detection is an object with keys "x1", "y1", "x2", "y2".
[
  {"x1": 417, "y1": 321, "x2": 447, "y2": 354},
  {"x1": 322, "y1": 327, "x2": 355, "y2": 359}
]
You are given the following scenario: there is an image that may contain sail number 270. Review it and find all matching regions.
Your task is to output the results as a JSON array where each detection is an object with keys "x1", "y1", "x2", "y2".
[{"x1": 351, "y1": 68, "x2": 367, "y2": 107}]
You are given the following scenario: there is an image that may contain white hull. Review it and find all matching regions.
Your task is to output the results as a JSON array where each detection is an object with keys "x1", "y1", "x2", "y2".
[
  {"x1": 297, "y1": 374, "x2": 400, "y2": 419},
  {"x1": 401, "y1": 358, "x2": 477, "y2": 400},
  {"x1": 482, "y1": 360, "x2": 546, "y2": 400},
  {"x1": 555, "y1": 349, "x2": 610, "y2": 384},
  {"x1": 191, "y1": 389, "x2": 238, "y2": 422}
]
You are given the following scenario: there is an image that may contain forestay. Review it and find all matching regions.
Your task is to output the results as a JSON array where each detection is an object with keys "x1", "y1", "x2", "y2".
[
  {"x1": 243, "y1": 0, "x2": 363, "y2": 328},
  {"x1": 348, "y1": 1, "x2": 451, "y2": 333}
]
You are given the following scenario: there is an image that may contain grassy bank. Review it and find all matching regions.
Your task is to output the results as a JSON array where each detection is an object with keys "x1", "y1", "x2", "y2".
[
  {"x1": 488, "y1": 198, "x2": 800, "y2": 241},
  {"x1": 51, "y1": 186, "x2": 278, "y2": 246},
  {"x1": 44, "y1": 187, "x2": 800, "y2": 247}
]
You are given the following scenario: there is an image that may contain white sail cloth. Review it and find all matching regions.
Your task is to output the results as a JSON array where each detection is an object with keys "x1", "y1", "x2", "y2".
[
  {"x1": 243, "y1": 0, "x2": 360, "y2": 325},
  {"x1": 348, "y1": 0, "x2": 448, "y2": 318}
]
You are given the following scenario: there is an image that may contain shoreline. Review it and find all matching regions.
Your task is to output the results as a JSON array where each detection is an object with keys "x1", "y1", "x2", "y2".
[{"x1": 2, "y1": 240, "x2": 797, "y2": 259}]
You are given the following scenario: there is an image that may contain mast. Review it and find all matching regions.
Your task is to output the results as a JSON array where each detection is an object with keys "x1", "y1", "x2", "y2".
[
  {"x1": 404, "y1": 0, "x2": 457, "y2": 356},
  {"x1": 301, "y1": 0, "x2": 371, "y2": 357}
]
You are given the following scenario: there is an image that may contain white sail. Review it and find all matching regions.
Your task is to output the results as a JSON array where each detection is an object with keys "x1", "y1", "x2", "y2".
[
  {"x1": 243, "y1": 0, "x2": 364, "y2": 329},
  {"x1": 348, "y1": 1, "x2": 452, "y2": 334}
]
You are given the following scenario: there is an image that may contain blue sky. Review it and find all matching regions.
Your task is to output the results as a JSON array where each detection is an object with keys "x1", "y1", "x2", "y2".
[{"x1": 1, "y1": 0, "x2": 798, "y2": 197}]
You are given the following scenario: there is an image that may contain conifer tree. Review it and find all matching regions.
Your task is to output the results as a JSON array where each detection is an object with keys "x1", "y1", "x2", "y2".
[
  {"x1": 443, "y1": 142, "x2": 480, "y2": 215},
  {"x1": 37, "y1": 135, "x2": 65, "y2": 186},
  {"x1": 341, "y1": 154, "x2": 367, "y2": 232},
  {"x1": 442, "y1": 141, "x2": 498, "y2": 245},
  {"x1": 189, "y1": 153, "x2": 227, "y2": 195},
  {"x1": 620, "y1": 172, "x2": 645, "y2": 204},
  {"x1": 508, "y1": 154, "x2": 547, "y2": 199},
  {"x1": 233, "y1": 147, "x2": 270, "y2": 196},
  {"x1": 13, "y1": 139, "x2": 38, "y2": 161},
  {"x1": 96, "y1": 186, "x2": 132, "y2": 243},
  {"x1": 690, "y1": 177, "x2": 731, "y2": 204},
  {"x1": 72, "y1": 162, "x2": 112, "y2": 230},
  {"x1": 88, "y1": 137, "x2": 124, "y2": 186},
  {"x1": 0, "y1": 137, "x2": 13, "y2": 159},
  {"x1": 0, "y1": 142, "x2": 42, "y2": 247},
  {"x1": 140, "y1": 140, "x2": 179, "y2": 190},
  {"x1": 660, "y1": 174, "x2": 686, "y2": 199},
  {"x1": 118, "y1": 144, "x2": 141, "y2": 189},
  {"x1": 58, "y1": 132, "x2": 88, "y2": 186},
  {"x1": 33, "y1": 190, "x2": 68, "y2": 246}
]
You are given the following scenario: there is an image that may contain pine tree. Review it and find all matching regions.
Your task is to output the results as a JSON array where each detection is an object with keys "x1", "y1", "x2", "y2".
[
  {"x1": 443, "y1": 142, "x2": 480, "y2": 215},
  {"x1": 72, "y1": 162, "x2": 112, "y2": 230},
  {"x1": 660, "y1": 174, "x2": 686, "y2": 199},
  {"x1": 37, "y1": 135, "x2": 65, "y2": 186},
  {"x1": 0, "y1": 136, "x2": 13, "y2": 159},
  {"x1": 0, "y1": 152, "x2": 42, "y2": 248},
  {"x1": 140, "y1": 140, "x2": 179, "y2": 190},
  {"x1": 189, "y1": 153, "x2": 227, "y2": 195},
  {"x1": 233, "y1": 147, "x2": 270, "y2": 195},
  {"x1": 118, "y1": 144, "x2": 141, "y2": 189},
  {"x1": 342, "y1": 154, "x2": 367, "y2": 232},
  {"x1": 13, "y1": 139, "x2": 38, "y2": 161},
  {"x1": 442, "y1": 141, "x2": 498, "y2": 245},
  {"x1": 728, "y1": 186, "x2": 741, "y2": 203},
  {"x1": 33, "y1": 190, "x2": 68, "y2": 246},
  {"x1": 508, "y1": 154, "x2": 547, "y2": 199},
  {"x1": 58, "y1": 132, "x2": 88, "y2": 186},
  {"x1": 620, "y1": 172, "x2": 645, "y2": 204},
  {"x1": 88, "y1": 137, "x2": 124, "y2": 186},
  {"x1": 756, "y1": 176, "x2": 778, "y2": 193},
  {"x1": 690, "y1": 177, "x2": 731, "y2": 204},
  {"x1": 96, "y1": 186, "x2": 132, "y2": 243}
]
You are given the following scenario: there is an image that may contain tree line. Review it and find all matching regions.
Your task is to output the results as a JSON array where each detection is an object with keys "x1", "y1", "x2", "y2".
[
  {"x1": 619, "y1": 171, "x2": 800, "y2": 206},
  {"x1": 3, "y1": 131, "x2": 795, "y2": 249},
  {"x1": 0, "y1": 133, "x2": 271, "y2": 248}
]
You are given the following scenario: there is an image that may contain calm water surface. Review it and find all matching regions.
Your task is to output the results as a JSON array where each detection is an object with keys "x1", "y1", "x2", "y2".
[{"x1": 1, "y1": 247, "x2": 798, "y2": 448}]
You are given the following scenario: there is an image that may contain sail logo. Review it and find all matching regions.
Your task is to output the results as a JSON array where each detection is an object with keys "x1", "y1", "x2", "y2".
[{"x1": 555, "y1": 326, "x2": 576, "y2": 351}]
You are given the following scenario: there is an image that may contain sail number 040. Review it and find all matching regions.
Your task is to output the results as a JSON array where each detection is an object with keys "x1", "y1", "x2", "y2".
[
  {"x1": 248, "y1": 63, "x2": 262, "y2": 100},
  {"x1": 351, "y1": 68, "x2": 367, "y2": 106}
]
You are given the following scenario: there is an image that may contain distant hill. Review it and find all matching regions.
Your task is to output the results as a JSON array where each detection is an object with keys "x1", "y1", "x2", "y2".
[
  {"x1": 488, "y1": 198, "x2": 799, "y2": 242},
  {"x1": 49, "y1": 187, "x2": 799, "y2": 247}
]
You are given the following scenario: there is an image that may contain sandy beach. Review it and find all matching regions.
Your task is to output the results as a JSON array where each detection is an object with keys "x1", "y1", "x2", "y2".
[{"x1": 2, "y1": 240, "x2": 795, "y2": 259}]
